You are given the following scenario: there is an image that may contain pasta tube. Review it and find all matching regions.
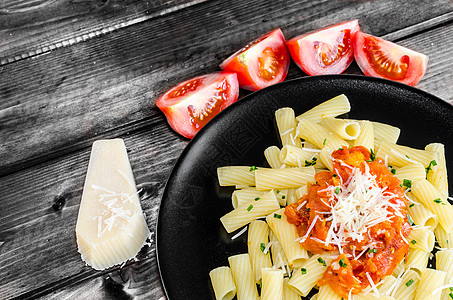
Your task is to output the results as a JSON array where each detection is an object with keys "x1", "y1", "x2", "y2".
[
  {"x1": 228, "y1": 254, "x2": 259, "y2": 300},
  {"x1": 209, "y1": 266, "x2": 237, "y2": 300}
]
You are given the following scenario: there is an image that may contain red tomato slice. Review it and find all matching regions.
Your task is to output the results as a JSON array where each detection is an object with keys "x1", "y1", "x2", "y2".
[
  {"x1": 156, "y1": 72, "x2": 239, "y2": 139},
  {"x1": 220, "y1": 29, "x2": 290, "y2": 91},
  {"x1": 286, "y1": 20, "x2": 360, "y2": 75},
  {"x1": 353, "y1": 31, "x2": 428, "y2": 86}
]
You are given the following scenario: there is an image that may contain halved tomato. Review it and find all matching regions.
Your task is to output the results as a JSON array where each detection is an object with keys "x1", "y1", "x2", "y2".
[
  {"x1": 353, "y1": 31, "x2": 428, "y2": 86},
  {"x1": 220, "y1": 29, "x2": 290, "y2": 91},
  {"x1": 286, "y1": 20, "x2": 360, "y2": 75},
  {"x1": 156, "y1": 72, "x2": 239, "y2": 139}
]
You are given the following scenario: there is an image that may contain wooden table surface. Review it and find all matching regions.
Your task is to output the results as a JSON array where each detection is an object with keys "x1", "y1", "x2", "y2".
[{"x1": 1, "y1": 0, "x2": 452, "y2": 299}]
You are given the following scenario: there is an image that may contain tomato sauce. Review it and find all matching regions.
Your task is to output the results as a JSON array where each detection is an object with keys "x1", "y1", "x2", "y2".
[{"x1": 285, "y1": 146, "x2": 411, "y2": 297}]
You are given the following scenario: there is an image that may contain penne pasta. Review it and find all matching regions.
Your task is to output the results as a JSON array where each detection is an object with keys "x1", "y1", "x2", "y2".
[
  {"x1": 321, "y1": 117, "x2": 360, "y2": 140},
  {"x1": 425, "y1": 143, "x2": 448, "y2": 198},
  {"x1": 414, "y1": 268, "x2": 446, "y2": 300},
  {"x1": 276, "y1": 107, "x2": 302, "y2": 148},
  {"x1": 287, "y1": 254, "x2": 332, "y2": 297},
  {"x1": 392, "y1": 269, "x2": 420, "y2": 300},
  {"x1": 435, "y1": 249, "x2": 453, "y2": 299},
  {"x1": 393, "y1": 163, "x2": 426, "y2": 182},
  {"x1": 405, "y1": 248, "x2": 429, "y2": 271},
  {"x1": 353, "y1": 120, "x2": 374, "y2": 150},
  {"x1": 266, "y1": 208, "x2": 309, "y2": 268},
  {"x1": 217, "y1": 166, "x2": 256, "y2": 187},
  {"x1": 376, "y1": 141, "x2": 439, "y2": 168},
  {"x1": 209, "y1": 266, "x2": 237, "y2": 300},
  {"x1": 282, "y1": 277, "x2": 300, "y2": 300},
  {"x1": 261, "y1": 268, "x2": 284, "y2": 300},
  {"x1": 255, "y1": 167, "x2": 316, "y2": 190},
  {"x1": 297, "y1": 118, "x2": 348, "y2": 150},
  {"x1": 411, "y1": 179, "x2": 453, "y2": 233},
  {"x1": 232, "y1": 188, "x2": 265, "y2": 209},
  {"x1": 228, "y1": 254, "x2": 259, "y2": 300},
  {"x1": 295, "y1": 94, "x2": 351, "y2": 123},
  {"x1": 220, "y1": 191, "x2": 280, "y2": 233},
  {"x1": 407, "y1": 227, "x2": 435, "y2": 252},
  {"x1": 280, "y1": 145, "x2": 324, "y2": 168},
  {"x1": 264, "y1": 146, "x2": 284, "y2": 169},
  {"x1": 372, "y1": 121, "x2": 401, "y2": 149},
  {"x1": 247, "y1": 220, "x2": 272, "y2": 282},
  {"x1": 317, "y1": 283, "x2": 341, "y2": 299}
]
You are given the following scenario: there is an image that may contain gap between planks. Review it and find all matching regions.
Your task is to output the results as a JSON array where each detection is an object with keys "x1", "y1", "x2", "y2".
[{"x1": 0, "y1": 0, "x2": 209, "y2": 66}]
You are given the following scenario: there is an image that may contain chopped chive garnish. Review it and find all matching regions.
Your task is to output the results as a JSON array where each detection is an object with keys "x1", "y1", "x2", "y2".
[
  {"x1": 409, "y1": 203, "x2": 415, "y2": 208},
  {"x1": 274, "y1": 213, "x2": 282, "y2": 219},
  {"x1": 339, "y1": 258, "x2": 347, "y2": 267},
  {"x1": 450, "y1": 287, "x2": 453, "y2": 291},
  {"x1": 449, "y1": 292, "x2": 453, "y2": 299},
  {"x1": 403, "y1": 179, "x2": 412, "y2": 189},
  {"x1": 282, "y1": 195, "x2": 286, "y2": 199},
  {"x1": 333, "y1": 174, "x2": 338, "y2": 178},
  {"x1": 301, "y1": 268, "x2": 307, "y2": 274},
  {"x1": 259, "y1": 282, "x2": 262, "y2": 289},
  {"x1": 323, "y1": 138, "x2": 327, "y2": 145},
  {"x1": 305, "y1": 157, "x2": 318, "y2": 167},
  {"x1": 434, "y1": 198, "x2": 442, "y2": 204},
  {"x1": 335, "y1": 187, "x2": 340, "y2": 195},
  {"x1": 391, "y1": 168, "x2": 396, "y2": 175},
  {"x1": 410, "y1": 239, "x2": 417, "y2": 245},
  {"x1": 370, "y1": 149, "x2": 376, "y2": 161},
  {"x1": 307, "y1": 208, "x2": 311, "y2": 212},
  {"x1": 317, "y1": 257, "x2": 326, "y2": 266},
  {"x1": 407, "y1": 214, "x2": 414, "y2": 226},
  {"x1": 426, "y1": 160, "x2": 438, "y2": 174},
  {"x1": 247, "y1": 204, "x2": 253, "y2": 211},
  {"x1": 368, "y1": 248, "x2": 377, "y2": 253},
  {"x1": 249, "y1": 166, "x2": 257, "y2": 172},
  {"x1": 254, "y1": 197, "x2": 260, "y2": 201},
  {"x1": 276, "y1": 190, "x2": 280, "y2": 194},
  {"x1": 260, "y1": 243, "x2": 266, "y2": 253},
  {"x1": 405, "y1": 279, "x2": 414, "y2": 287},
  {"x1": 406, "y1": 155, "x2": 410, "y2": 159}
]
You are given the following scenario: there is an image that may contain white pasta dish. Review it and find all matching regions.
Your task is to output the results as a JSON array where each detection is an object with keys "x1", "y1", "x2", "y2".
[{"x1": 208, "y1": 94, "x2": 451, "y2": 300}]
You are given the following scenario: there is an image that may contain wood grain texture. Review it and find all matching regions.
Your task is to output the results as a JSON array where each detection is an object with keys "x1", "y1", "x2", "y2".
[
  {"x1": 1, "y1": 0, "x2": 452, "y2": 177},
  {"x1": 0, "y1": 124, "x2": 184, "y2": 299},
  {"x1": 0, "y1": 0, "x2": 210, "y2": 65}
]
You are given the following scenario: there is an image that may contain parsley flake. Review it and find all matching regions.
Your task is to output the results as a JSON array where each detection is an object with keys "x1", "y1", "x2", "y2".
[
  {"x1": 368, "y1": 248, "x2": 377, "y2": 253},
  {"x1": 403, "y1": 179, "x2": 412, "y2": 189},
  {"x1": 449, "y1": 292, "x2": 453, "y2": 299},
  {"x1": 260, "y1": 243, "x2": 266, "y2": 253},
  {"x1": 406, "y1": 279, "x2": 414, "y2": 287},
  {"x1": 335, "y1": 187, "x2": 340, "y2": 195},
  {"x1": 370, "y1": 149, "x2": 376, "y2": 161},
  {"x1": 434, "y1": 198, "x2": 443, "y2": 204},
  {"x1": 426, "y1": 160, "x2": 438, "y2": 174},
  {"x1": 333, "y1": 174, "x2": 338, "y2": 178},
  {"x1": 254, "y1": 197, "x2": 260, "y2": 201},
  {"x1": 339, "y1": 259, "x2": 347, "y2": 267},
  {"x1": 282, "y1": 195, "x2": 286, "y2": 199},
  {"x1": 409, "y1": 203, "x2": 415, "y2": 208},
  {"x1": 317, "y1": 257, "x2": 326, "y2": 266},
  {"x1": 249, "y1": 166, "x2": 257, "y2": 172},
  {"x1": 407, "y1": 214, "x2": 414, "y2": 226},
  {"x1": 323, "y1": 138, "x2": 327, "y2": 145},
  {"x1": 391, "y1": 168, "x2": 396, "y2": 175},
  {"x1": 247, "y1": 204, "x2": 253, "y2": 211},
  {"x1": 305, "y1": 157, "x2": 318, "y2": 167},
  {"x1": 410, "y1": 239, "x2": 417, "y2": 245},
  {"x1": 301, "y1": 268, "x2": 307, "y2": 274},
  {"x1": 274, "y1": 213, "x2": 282, "y2": 219}
]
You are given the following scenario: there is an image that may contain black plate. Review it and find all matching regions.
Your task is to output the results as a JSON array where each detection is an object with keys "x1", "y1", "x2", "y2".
[{"x1": 156, "y1": 75, "x2": 453, "y2": 300}]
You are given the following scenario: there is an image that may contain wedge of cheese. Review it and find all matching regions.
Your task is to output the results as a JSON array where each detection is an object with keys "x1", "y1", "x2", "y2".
[{"x1": 76, "y1": 139, "x2": 149, "y2": 270}]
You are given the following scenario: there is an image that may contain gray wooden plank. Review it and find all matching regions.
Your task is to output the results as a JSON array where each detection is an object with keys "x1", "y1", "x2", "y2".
[
  {"x1": 1, "y1": 0, "x2": 452, "y2": 177},
  {"x1": 0, "y1": 0, "x2": 209, "y2": 65}
]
